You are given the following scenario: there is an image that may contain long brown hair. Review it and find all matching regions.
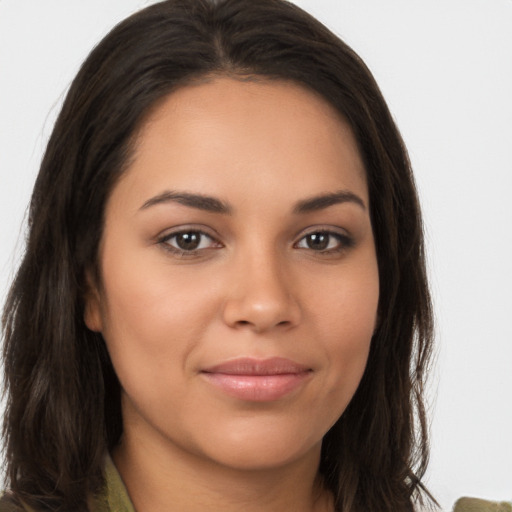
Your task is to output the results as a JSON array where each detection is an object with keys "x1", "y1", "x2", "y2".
[{"x1": 2, "y1": 1, "x2": 435, "y2": 510}]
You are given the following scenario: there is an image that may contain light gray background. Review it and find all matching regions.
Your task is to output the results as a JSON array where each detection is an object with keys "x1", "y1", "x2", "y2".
[{"x1": 1, "y1": 1, "x2": 511, "y2": 510}]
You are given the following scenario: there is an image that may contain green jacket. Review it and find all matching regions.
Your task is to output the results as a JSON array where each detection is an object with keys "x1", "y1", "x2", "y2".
[
  {"x1": 454, "y1": 498, "x2": 512, "y2": 512},
  {"x1": 0, "y1": 456, "x2": 134, "y2": 512},
  {"x1": 1, "y1": 458, "x2": 510, "y2": 511}
]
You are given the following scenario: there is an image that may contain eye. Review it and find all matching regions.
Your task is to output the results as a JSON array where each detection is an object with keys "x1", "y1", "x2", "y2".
[
  {"x1": 159, "y1": 229, "x2": 220, "y2": 254},
  {"x1": 295, "y1": 230, "x2": 352, "y2": 253}
]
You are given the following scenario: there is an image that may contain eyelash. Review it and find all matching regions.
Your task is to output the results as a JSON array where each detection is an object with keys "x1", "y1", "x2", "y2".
[
  {"x1": 157, "y1": 228, "x2": 354, "y2": 257},
  {"x1": 158, "y1": 229, "x2": 221, "y2": 257},
  {"x1": 294, "y1": 230, "x2": 354, "y2": 254}
]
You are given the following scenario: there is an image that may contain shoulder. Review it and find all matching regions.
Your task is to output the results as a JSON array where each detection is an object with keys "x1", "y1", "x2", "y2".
[{"x1": 453, "y1": 497, "x2": 512, "y2": 512}]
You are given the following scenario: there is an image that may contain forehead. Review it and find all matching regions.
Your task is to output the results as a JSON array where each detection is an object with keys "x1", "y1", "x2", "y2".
[{"x1": 114, "y1": 77, "x2": 368, "y2": 211}]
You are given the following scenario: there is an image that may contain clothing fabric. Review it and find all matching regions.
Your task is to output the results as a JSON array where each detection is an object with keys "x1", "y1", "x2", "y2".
[
  {"x1": 0, "y1": 456, "x2": 135, "y2": 512},
  {"x1": 453, "y1": 498, "x2": 512, "y2": 512},
  {"x1": 1, "y1": 462, "x2": 510, "y2": 512}
]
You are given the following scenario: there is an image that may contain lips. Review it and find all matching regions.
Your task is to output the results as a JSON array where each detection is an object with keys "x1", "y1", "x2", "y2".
[{"x1": 200, "y1": 357, "x2": 312, "y2": 402}]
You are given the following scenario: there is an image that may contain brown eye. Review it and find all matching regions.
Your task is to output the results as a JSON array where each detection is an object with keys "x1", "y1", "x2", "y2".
[
  {"x1": 296, "y1": 231, "x2": 352, "y2": 252},
  {"x1": 160, "y1": 230, "x2": 219, "y2": 253},
  {"x1": 304, "y1": 232, "x2": 330, "y2": 251},
  {"x1": 174, "y1": 232, "x2": 202, "y2": 251}
]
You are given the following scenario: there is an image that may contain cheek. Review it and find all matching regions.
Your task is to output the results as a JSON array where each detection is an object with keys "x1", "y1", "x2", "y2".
[
  {"x1": 309, "y1": 258, "x2": 379, "y2": 402},
  {"x1": 97, "y1": 255, "x2": 206, "y2": 382},
  {"x1": 97, "y1": 248, "x2": 235, "y2": 402},
  {"x1": 97, "y1": 275, "x2": 207, "y2": 430},
  {"x1": 311, "y1": 252, "x2": 379, "y2": 335},
  {"x1": 100, "y1": 240, "x2": 212, "y2": 334}
]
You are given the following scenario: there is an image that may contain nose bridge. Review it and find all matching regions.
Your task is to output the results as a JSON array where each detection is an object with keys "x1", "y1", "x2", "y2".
[{"x1": 222, "y1": 240, "x2": 300, "y2": 331}]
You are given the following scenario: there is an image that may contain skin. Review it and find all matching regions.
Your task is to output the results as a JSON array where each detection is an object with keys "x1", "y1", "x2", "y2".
[{"x1": 85, "y1": 77, "x2": 379, "y2": 512}]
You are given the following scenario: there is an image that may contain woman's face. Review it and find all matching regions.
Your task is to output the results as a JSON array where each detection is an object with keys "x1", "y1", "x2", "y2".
[{"x1": 86, "y1": 78, "x2": 379, "y2": 471}]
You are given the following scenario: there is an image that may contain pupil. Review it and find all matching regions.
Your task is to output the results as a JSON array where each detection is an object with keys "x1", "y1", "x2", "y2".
[
  {"x1": 307, "y1": 233, "x2": 328, "y2": 250},
  {"x1": 176, "y1": 232, "x2": 200, "y2": 250}
]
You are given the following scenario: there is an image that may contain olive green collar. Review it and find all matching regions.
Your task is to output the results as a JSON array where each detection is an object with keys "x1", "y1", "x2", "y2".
[{"x1": 91, "y1": 454, "x2": 136, "y2": 512}]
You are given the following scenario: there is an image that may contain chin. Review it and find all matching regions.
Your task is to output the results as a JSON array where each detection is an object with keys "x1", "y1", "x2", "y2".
[{"x1": 191, "y1": 418, "x2": 325, "y2": 472}]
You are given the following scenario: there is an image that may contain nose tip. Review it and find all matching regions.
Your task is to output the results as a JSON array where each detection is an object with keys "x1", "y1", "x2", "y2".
[
  {"x1": 226, "y1": 304, "x2": 295, "y2": 332},
  {"x1": 222, "y1": 261, "x2": 301, "y2": 333},
  {"x1": 223, "y1": 297, "x2": 298, "y2": 333}
]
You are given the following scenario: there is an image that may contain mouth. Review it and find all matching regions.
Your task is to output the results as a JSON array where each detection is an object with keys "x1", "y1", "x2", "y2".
[{"x1": 200, "y1": 357, "x2": 313, "y2": 402}]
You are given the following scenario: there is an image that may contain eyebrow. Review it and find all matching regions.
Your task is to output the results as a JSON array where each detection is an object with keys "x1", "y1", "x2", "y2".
[
  {"x1": 140, "y1": 191, "x2": 232, "y2": 214},
  {"x1": 293, "y1": 190, "x2": 366, "y2": 213},
  {"x1": 139, "y1": 189, "x2": 366, "y2": 215}
]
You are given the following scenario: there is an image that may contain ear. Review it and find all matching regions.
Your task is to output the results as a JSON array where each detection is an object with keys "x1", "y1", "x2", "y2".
[{"x1": 83, "y1": 270, "x2": 104, "y2": 333}]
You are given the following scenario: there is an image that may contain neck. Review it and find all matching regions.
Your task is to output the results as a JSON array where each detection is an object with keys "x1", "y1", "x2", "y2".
[{"x1": 112, "y1": 426, "x2": 332, "y2": 512}]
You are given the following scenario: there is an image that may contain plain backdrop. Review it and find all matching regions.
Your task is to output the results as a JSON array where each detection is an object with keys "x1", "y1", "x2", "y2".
[{"x1": 0, "y1": 1, "x2": 511, "y2": 510}]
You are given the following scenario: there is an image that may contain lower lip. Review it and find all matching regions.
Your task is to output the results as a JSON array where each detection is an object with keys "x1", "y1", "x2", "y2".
[{"x1": 201, "y1": 372, "x2": 311, "y2": 402}]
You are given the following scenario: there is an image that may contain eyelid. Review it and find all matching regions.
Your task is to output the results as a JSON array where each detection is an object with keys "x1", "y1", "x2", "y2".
[
  {"x1": 156, "y1": 225, "x2": 223, "y2": 256},
  {"x1": 293, "y1": 225, "x2": 352, "y2": 241},
  {"x1": 293, "y1": 226, "x2": 355, "y2": 252},
  {"x1": 156, "y1": 224, "x2": 220, "y2": 240}
]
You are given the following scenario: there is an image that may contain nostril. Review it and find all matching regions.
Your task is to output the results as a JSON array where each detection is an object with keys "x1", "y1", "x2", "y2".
[{"x1": 223, "y1": 291, "x2": 301, "y2": 332}]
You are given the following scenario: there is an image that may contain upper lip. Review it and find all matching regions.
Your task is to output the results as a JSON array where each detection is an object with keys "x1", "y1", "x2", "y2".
[{"x1": 201, "y1": 357, "x2": 311, "y2": 376}]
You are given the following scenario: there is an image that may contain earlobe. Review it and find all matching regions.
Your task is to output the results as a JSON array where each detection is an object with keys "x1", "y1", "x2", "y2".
[{"x1": 83, "y1": 272, "x2": 103, "y2": 333}]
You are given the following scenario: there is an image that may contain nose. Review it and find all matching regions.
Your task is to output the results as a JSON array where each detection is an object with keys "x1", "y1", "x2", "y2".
[{"x1": 222, "y1": 251, "x2": 301, "y2": 333}]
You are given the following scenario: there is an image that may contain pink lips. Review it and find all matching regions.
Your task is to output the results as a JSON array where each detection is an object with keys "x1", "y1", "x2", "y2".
[{"x1": 201, "y1": 357, "x2": 312, "y2": 402}]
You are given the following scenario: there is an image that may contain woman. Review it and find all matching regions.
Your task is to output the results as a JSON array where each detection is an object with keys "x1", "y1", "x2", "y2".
[{"x1": 2, "y1": 0, "x2": 435, "y2": 510}]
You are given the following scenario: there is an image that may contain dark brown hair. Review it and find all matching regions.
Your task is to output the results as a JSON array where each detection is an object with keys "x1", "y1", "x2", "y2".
[{"x1": 2, "y1": 0, "x2": 435, "y2": 510}]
